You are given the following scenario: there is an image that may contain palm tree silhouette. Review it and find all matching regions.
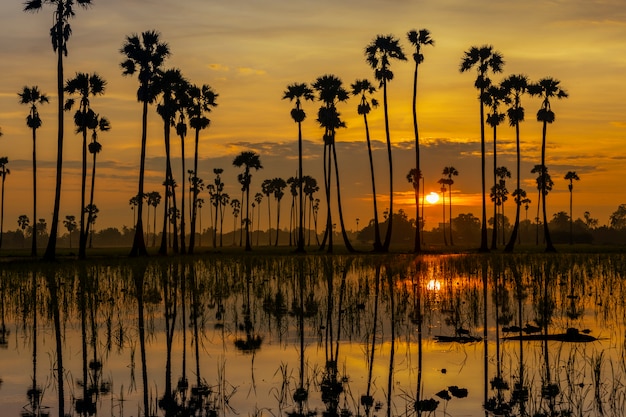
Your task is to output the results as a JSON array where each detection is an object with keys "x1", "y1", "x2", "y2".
[
  {"x1": 484, "y1": 84, "x2": 508, "y2": 249},
  {"x1": 312, "y1": 74, "x2": 354, "y2": 253},
  {"x1": 351, "y1": 78, "x2": 383, "y2": 251},
  {"x1": 502, "y1": 74, "x2": 529, "y2": 252},
  {"x1": 85, "y1": 116, "x2": 109, "y2": 251},
  {"x1": 63, "y1": 215, "x2": 77, "y2": 248},
  {"x1": 0, "y1": 157, "x2": 9, "y2": 250},
  {"x1": 64, "y1": 72, "x2": 107, "y2": 259},
  {"x1": 492, "y1": 166, "x2": 511, "y2": 246},
  {"x1": 120, "y1": 30, "x2": 170, "y2": 257},
  {"x1": 25, "y1": 0, "x2": 93, "y2": 261},
  {"x1": 233, "y1": 151, "x2": 263, "y2": 251},
  {"x1": 302, "y1": 175, "x2": 319, "y2": 245},
  {"x1": 187, "y1": 83, "x2": 217, "y2": 253},
  {"x1": 365, "y1": 35, "x2": 407, "y2": 251},
  {"x1": 230, "y1": 198, "x2": 240, "y2": 246},
  {"x1": 531, "y1": 164, "x2": 553, "y2": 245},
  {"x1": 437, "y1": 178, "x2": 448, "y2": 245},
  {"x1": 460, "y1": 45, "x2": 504, "y2": 252},
  {"x1": 18, "y1": 86, "x2": 49, "y2": 256},
  {"x1": 146, "y1": 191, "x2": 162, "y2": 247},
  {"x1": 564, "y1": 171, "x2": 580, "y2": 244},
  {"x1": 270, "y1": 177, "x2": 287, "y2": 246},
  {"x1": 442, "y1": 166, "x2": 459, "y2": 245},
  {"x1": 408, "y1": 29, "x2": 434, "y2": 252},
  {"x1": 528, "y1": 77, "x2": 568, "y2": 252},
  {"x1": 155, "y1": 68, "x2": 189, "y2": 255},
  {"x1": 283, "y1": 83, "x2": 314, "y2": 252}
]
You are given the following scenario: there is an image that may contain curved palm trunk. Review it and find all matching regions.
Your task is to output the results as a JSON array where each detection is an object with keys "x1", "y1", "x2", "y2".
[
  {"x1": 505, "y1": 123, "x2": 522, "y2": 252},
  {"x1": 78, "y1": 127, "x2": 88, "y2": 259},
  {"x1": 266, "y1": 196, "x2": 272, "y2": 246},
  {"x1": 363, "y1": 111, "x2": 382, "y2": 251},
  {"x1": 179, "y1": 133, "x2": 186, "y2": 254},
  {"x1": 130, "y1": 100, "x2": 149, "y2": 257},
  {"x1": 297, "y1": 121, "x2": 305, "y2": 252},
  {"x1": 244, "y1": 183, "x2": 252, "y2": 251},
  {"x1": 320, "y1": 139, "x2": 333, "y2": 251},
  {"x1": 331, "y1": 142, "x2": 355, "y2": 252},
  {"x1": 491, "y1": 126, "x2": 498, "y2": 250},
  {"x1": 189, "y1": 128, "x2": 200, "y2": 252},
  {"x1": 382, "y1": 80, "x2": 393, "y2": 252},
  {"x1": 83, "y1": 148, "x2": 98, "y2": 255},
  {"x1": 411, "y1": 61, "x2": 421, "y2": 253},
  {"x1": 448, "y1": 185, "x2": 454, "y2": 245},
  {"x1": 43, "y1": 26, "x2": 65, "y2": 261},
  {"x1": 159, "y1": 125, "x2": 179, "y2": 255},
  {"x1": 31, "y1": 126, "x2": 38, "y2": 256},
  {"x1": 541, "y1": 121, "x2": 556, "y2": 252},
  {"x1": 479, "y1": 92, "x2": 489, "y2": 252}
]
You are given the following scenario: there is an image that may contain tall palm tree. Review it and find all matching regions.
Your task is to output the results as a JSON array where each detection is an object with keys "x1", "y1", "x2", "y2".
[
  {"x1": 407, "y1": 28, "x2": 434, "y2": 252},
  {"x1": 233, "y1": 151, "x2": 263, "y2": 251},
  {"x1": 564, "y1": 171, "x2": 580, "y2": 244},
  {"x1": 187, "y1": 83, "x2": 217, "y2": 253},
  {"x1": 460, "y1": 45, "x2": 504, "y2": 252},
  {"x1": 18, "y1": 86, "x2": 49, "y2": 256},
  {"x1": 406, "y1": 168, "x2": 423, "y2": 244},
  {"x1": 85, "y1": 116, "x2": 110, "y2": 250},
  {"x1": 502, "y1": 74, "x2": 529, "y2": 252},
  {"x1": 230, "y1": 198, "x2": 240, "y2": 246},
  {"x1": 312, "y1": 74, "x2": 354, "y2": 253},
  {"x1": 437, "y1": 178, "x2": 448, "y2": 246},
  {"x1": 531, "y1": 164, "x2": 553, "y2": 245},
  {"x1": 63, "y1": 215, "x2": 76, "y2": 249},
  {"x1": 175, "y1": 89, "x2": 190, "y2": 254},
  {"x1": 254, "y1": 192, "x2": 263, "y2": 246},
  {"x1": 64, "y1": 72, "x2": 106, "y2": 259},
  {"x1": 351, "y1": 78, "x2": 383, "y2": 251},
  {"x1": 270, "y1": 177, "x2": 287, "y2": 247},
  {"x1": 283, "y1": 83, "x2": 314, "y2": 252},
  {"x1": 442, "y1": 166, "x2": 459, "y2": 245},
  {"x1": 120, "y1": 30, "x2": 170, "y2": 257},
  {"x1": 365, "y1": 35, "x2": 407, "y2": 251},
  {"x1": 0, "y1": 157, "x2": 9, "y2": 250},
  {"x1": 493, "y1": 166, "x2": 511, "y2": 245},
  {"x1": 155, "y1": 68, "x2": 188, "y2": 255},
  {"x1": 146, "y1": 191, "x2": 161, "y2": 247},
  {"x1": 528, "y1": 77, "x2": 568, "y2": 252},
  {"x1": 287, "y1": 176, "x2": 299, "y2": 246},
  {"x1": 483, "y1": 84, "x2": 508, "y2": 249},
  {"x1": 25, "y1": 0, "x2": 93, "y2": 262}
]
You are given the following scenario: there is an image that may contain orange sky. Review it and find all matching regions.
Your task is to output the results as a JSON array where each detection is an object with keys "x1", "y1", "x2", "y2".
[{"x1": 0, "y1": 0, "x2": 625, "y2": 234}]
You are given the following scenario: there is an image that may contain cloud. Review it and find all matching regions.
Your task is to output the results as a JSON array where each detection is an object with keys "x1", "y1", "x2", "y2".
[
  {"x1": 208, "y1": 63, "x2": 230, "y2": 72},
  {"x1": 236, "y1": 67, "x2": 267, "y2": 76}
]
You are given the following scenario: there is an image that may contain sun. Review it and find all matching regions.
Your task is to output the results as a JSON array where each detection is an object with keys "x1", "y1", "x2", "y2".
[{"x1": 425, "y1": 192, "x2": 439, "y2": 204}]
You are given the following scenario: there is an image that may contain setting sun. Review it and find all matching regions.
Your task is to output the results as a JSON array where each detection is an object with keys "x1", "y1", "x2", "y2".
[{"x1": 426, "y1": 192, "x2": 440, "y2": 204}]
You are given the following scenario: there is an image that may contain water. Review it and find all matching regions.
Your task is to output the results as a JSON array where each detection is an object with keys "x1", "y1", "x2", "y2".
[{"x1": 0, "y1": 253, "x2": 624, "y2": 417}]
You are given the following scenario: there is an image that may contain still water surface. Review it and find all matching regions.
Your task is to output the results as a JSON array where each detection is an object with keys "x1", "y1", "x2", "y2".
[{"x1": 0, "y1": 254, "x2": 624, "y2": 417}]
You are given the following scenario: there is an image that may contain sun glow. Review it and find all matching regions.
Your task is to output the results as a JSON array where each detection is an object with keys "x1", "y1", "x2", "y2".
[
  {"x1": 425, "y1": 192, "x2": 439, "y2": 204},
  {"x1": 426, "y1": 279, "x2": 441, "y2": 291}
]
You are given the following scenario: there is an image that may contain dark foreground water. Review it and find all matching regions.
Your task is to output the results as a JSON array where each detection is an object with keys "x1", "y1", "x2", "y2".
[{"x1": 0, "y1": 253, "x2": 624, "y2": 417}]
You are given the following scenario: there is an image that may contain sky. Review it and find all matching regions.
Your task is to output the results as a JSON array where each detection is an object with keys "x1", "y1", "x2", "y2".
[{"x1": 0, "y1": 0, "x2": 625, "y2": 235}]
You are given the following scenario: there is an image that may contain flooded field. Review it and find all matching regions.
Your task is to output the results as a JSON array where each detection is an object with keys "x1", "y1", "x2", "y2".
[{"x1": 0, "y1": 253, "x2": 624, "y2": 417}]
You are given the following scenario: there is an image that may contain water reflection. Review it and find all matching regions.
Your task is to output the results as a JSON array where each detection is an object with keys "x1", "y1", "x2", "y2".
[{"x1": 0, "y1": 254, "x2": 624, "y2": 417}]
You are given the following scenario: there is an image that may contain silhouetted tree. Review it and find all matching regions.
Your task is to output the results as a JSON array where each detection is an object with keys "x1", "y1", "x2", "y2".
[
  {"x1": 63, "y1": 215, "x2": 77, "y2": 248},
  {"x1": 233, "y1": 151, "x2": 262, "y2": 251},
  {"x1": 365, "y1": 34, "x2": 407, "y2": 251},
  {"x1": 120, "y1": 30, "x2": 170, "y2": 257},
  {"x1": 460, "y1": 45, "x2": 504, "y2": 251},
  {"x1": 564, "y1": 171, "x2": 580, "y2": 244},
  {"x1": 528, "y1": 77, "x2": 568, "y2": 252},
  {"x1": 25, "y1": 0, "x2": 93, "y2": 261},
  {"x1": 442, "y1": 166, "x2": 459, "y2": 245},
  {"x1": 18, "y1": 86, "x2": 49, "y2": 256},
  {"x1": 0, "y1": 157, "x2": 9, "y2": 249},
  {"x1": 407, "y1": 28, "x2": 434, "y2": 252}
]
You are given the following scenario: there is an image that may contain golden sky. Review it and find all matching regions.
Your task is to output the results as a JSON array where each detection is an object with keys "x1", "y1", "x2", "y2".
[{"x1": 0, "y1": 0, "x2": 625, "y2": 233}]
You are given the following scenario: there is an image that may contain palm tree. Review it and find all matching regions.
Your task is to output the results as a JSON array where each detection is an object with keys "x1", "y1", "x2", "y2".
[
  {"x1": 302, "y1": 176, "x2": 319, "y2": 246},
  {"x1": 63, "y1": 215, "x2": 77, "y2": 248},
  {"x1": 406, "y1": 168, "x2": 423, "y2": 244},
  {"x1": 365, "y1": 34, "x2": 407, "y2": 251},
  {"x1": 210, "y1": 168, "x2": 225, "y2": 248},
  {"x1": 531, "y1": 164, "x2": 554, "y2": 245},
  {"x1": 233, "y1": 151, "x2": 263, "y2": 251},
  {"x1": 312, "y1": 74, "x2": 354, "y2": 252},
  {"x1": 230, "y1": 198, "x2": 240, "y2": 246},
  {"x1": 528, "y1": 77, "x2": 568, "y2": 252},
  {"x1": 442, "y1": 166, "x2": 459, "y2": 245},
  {"x1": 437, "y1": 178, "x2": 448, "y2": 246},
  {"x1": 261, "y1": 178, "x2": 274, "y2": 245},
  {"x1": 25, "y1": 0, "x2": 93, "y2": 262},
  {"x1": 85, "y1": 116, "x2": 109, "y2": 250},
  {"x1": 502, "y1": 74, "x2": 529, "y2": 252},
  {"x1": 254, "y1": 192, "x2": 263, "y2": 246},
  {"x1": 120, "y1": 30, "x2": 170, "y2": 257},
  {"x1": 18, "y1": 86, "x2": 49, "y2": 256},
  {"x1": 283, "y1": 83, "x2": 314, "y2": 252},
  {"x1": 0, "y1": 157, "x2": 9, "y2": 250},
  {"x1": 351, "y1": 78, "x2": 382, "y2": 251},
  {"x1": 564, "y1": 171, "x2": 580, "y2": 244},
  {"x1": 64, "y1": 72, "x2": 106, "y2": 259},
  {"x1": 270, "y1": 177, "x2": 287, "y2": 247},
  {"x1": 18, "y1": 215, "x2": 30, "y2": 247},
  {"x1": 492, "y1": 166, "x2": 511, "y2": 246},
  {"x1": 287, "y1": 176, "x2": 299, "y2": 246},
  {"x1": 146, "y1": 191, "x2": 162, "y2": 247},
  {"x1": 460, "y1": 45, "x2": 504, "y2": 252},
  {"x1": 483, "y1": 83, "x2": 508, "y2": 249},
  {"x1": 407, "y1": 28, "x2": 434, "y2": 252},
  {"x1": 155, "y1": 68, "x2": 188, "y2": 255},
  {"x1": 187, "y1": 83, "x2": 217, "y2": 253}
]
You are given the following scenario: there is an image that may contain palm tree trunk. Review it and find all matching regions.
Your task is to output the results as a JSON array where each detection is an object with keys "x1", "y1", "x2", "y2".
[
  {"x1": 78, "y1": 127, "x2": 88, "y2": 259},
  {"x1": 491, "y1": 126, "x2": 498, "y2": 250},
  {"x1": 245, "y1": 183, "x2": 252, "y2": 251},
  {"x1": 130, "y1": 100, "x2": 149, "y2": 257},
  {"x1": 382, "y1": 79, "x2": 393, "y2": 252},
  {"x1": 541, "y1": 121, "x2": 556, "y2": 252},
  {"x1": 32, "y1": 126, "x2": 37, "y2": 257},
  {"x1": 479, "y1": 92, "x2": 489, "y2": 252},
  {"x1": 441, "y1": 191, "x2": 447, "y2": 245},
  {"x1": 297, "y1": 121, "x2": 305, "y2": 252},
  {"x1": 364, "y1": 113, "x2": 382, "y2": 252},
  {"x1": 43, "y1": 27, "x2": 65, "y2": 261},
  {"x1": 331, "y1": 142, "x2": 355, "y2": 252},
  {"x1": 275, "y1": 199, "x2": 281, "y2": 247},
  {"x1": 505, "y1": 122, "x2": 522, "y2": 252},
  {"x1": 180, "y1": 133, "x2": 186, "y2": 254},
  {"x1": 189, "y1": 128, "x2": 200, "y2": 253},
  {"x1": 0, "y1": 174, "x2": 5, "y2": 249},
  {"x1": 83, "y1": 150, "x2": 98, "y2": 254},
  {"x1": 569, "y1": 187, "x2": 573, "y2": 245},
  {"x1": 411, "y1": 61, "x2": 421, "y2": 253},
  {"x1": 449, "y1": 185, "x2": 454, "y2": 245}
]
